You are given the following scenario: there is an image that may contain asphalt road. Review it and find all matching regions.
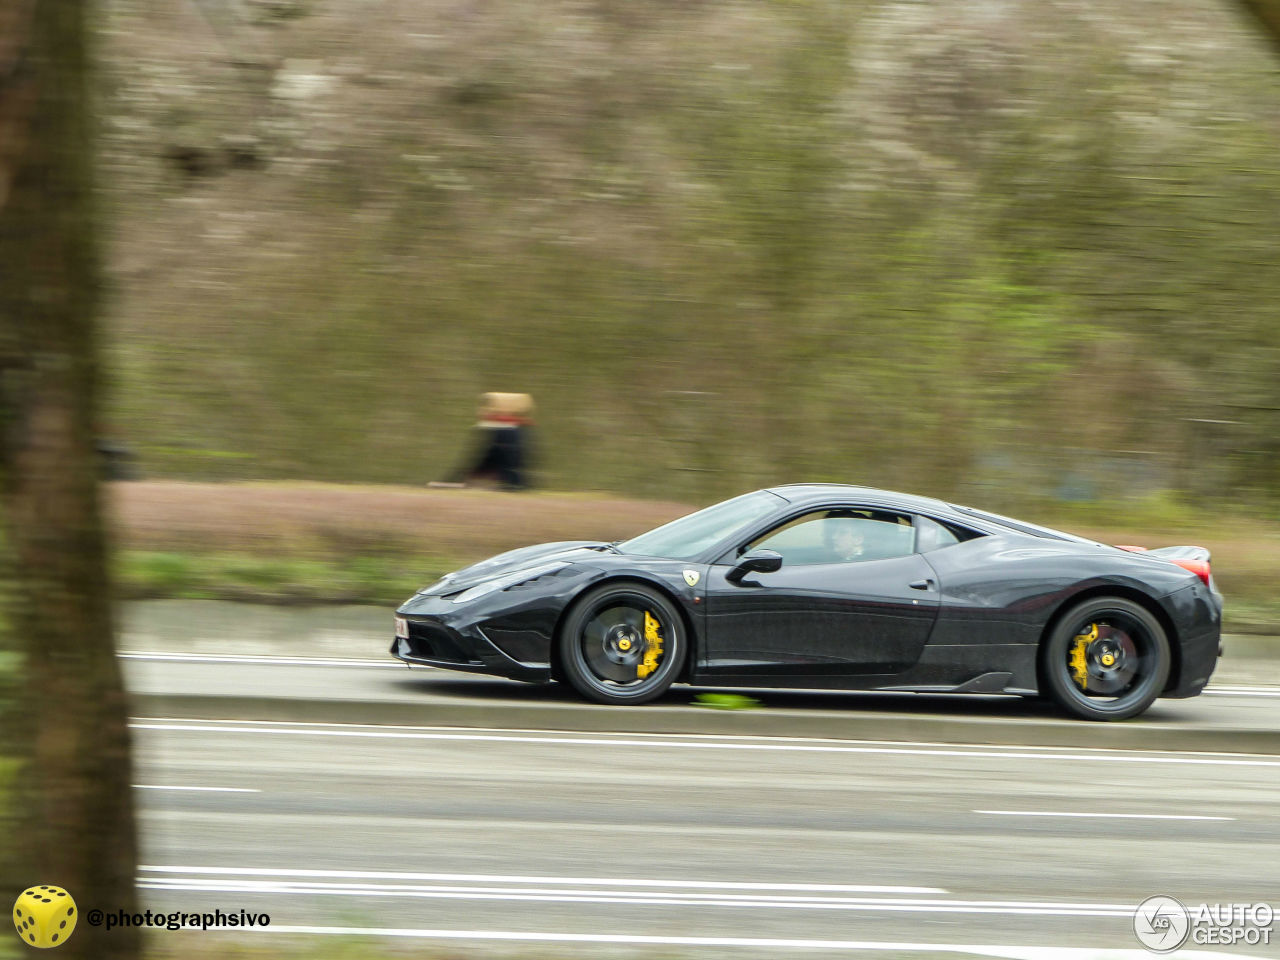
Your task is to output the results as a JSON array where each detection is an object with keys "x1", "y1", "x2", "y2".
[
  {"x1": 131, "y1": 714, "x2": 1279, "y2": 958},
  {"x1": 119, "y1": 652, "x2": 1280, "y2": 957},
  {"x1": 122, "y1": 651, "x2": 1280, "y2": 743}
]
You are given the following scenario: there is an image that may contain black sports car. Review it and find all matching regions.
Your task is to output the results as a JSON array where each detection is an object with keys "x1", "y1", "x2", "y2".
[{"x1": 392, "y1": 485, "x2": 1222, "y2": 720}]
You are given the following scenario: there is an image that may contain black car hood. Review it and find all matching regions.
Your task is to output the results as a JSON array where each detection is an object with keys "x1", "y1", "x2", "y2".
[{"x1": 417, "y1": 540, "x2": 610, "y2": 595}]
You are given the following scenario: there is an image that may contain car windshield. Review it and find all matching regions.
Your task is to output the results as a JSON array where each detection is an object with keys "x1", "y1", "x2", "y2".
[{"x1": 618, "y1": 490, "x2": 785, "y2": 560}]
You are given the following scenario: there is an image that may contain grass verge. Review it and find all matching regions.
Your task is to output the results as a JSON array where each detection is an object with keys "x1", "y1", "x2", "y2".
[
  {"x1": 110, "y1": 482, "x2": 1280, "y2": 633},
  {"x1": 118, "y1": 551, "x2": 448, "y2": 606}
]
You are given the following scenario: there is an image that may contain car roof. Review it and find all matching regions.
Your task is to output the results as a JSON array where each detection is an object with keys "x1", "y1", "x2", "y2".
[
  {"x1": 765, "y1": 483, "x2": 956, "y2": 516},
  {"x1": 764, "y1": 483, "x2": 1105, "y2": 545}
]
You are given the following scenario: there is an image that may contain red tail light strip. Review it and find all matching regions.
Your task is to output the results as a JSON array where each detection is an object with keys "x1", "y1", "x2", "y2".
[{"x1": 1172, "y1": 559, "x2": 1212, "y2": 586}]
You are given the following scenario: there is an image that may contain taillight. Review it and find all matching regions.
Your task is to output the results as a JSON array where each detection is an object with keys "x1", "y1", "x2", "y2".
[{"x1": 1173, "y1": 559, "x2": 1211, "y2": 586}]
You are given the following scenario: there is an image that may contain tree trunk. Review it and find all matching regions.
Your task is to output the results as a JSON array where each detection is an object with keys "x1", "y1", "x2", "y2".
[
  {"x1": 0, "y1": 3, "x2": 140, "y2": 959},
  {"x1": 1236, "y1": 0, "x2": 1280, "y2": 51}
]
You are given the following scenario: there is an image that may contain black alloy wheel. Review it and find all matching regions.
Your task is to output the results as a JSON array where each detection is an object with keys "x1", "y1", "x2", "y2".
[
  {"x1": 558, "y1": 582, "x2": 684, "y2": 705},
  {"x1": 1041, "y1": 596, "x2": 1171, "y2": 721}
]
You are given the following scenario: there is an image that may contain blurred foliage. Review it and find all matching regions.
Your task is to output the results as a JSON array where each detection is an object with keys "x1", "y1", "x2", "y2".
[
  {"x1": 118, "y1": 549, "x2": 444, "y2": 604},
  {"x1": 93, "y1": 0, "x2": 1280, "y2": 510},
  {"x1": 694, "y1": 692, "x2": 762, "y2": 710},
  {"x1": 107, "y1": 482, "x2": 1280, "y2": 629}
]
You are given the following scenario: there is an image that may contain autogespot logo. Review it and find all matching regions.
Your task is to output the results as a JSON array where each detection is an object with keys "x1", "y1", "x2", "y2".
[{"x1": 1134, "y1": 895, "x2": 1191, "y2": 952}]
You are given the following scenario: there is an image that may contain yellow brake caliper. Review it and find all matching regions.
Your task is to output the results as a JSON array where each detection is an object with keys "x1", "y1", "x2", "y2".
[
  {"x1": 637, "y1": 611, "x2": 664, "y2": 679},
  {"x1": 1070, "y1": 623, "x2": 1097, "y2": 690}
]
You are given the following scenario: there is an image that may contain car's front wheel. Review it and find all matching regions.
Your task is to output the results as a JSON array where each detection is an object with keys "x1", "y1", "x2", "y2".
[
  {"x1": 1041, "y1": 596, "x2": 1171, "y2": 721},
  {"x1": 558, "y1": 582, "x2": 683, "y2": 705}
]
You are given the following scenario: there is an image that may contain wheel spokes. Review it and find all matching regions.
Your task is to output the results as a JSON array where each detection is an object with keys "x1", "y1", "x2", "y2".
[
  {"x1": 583, "y1": 617, "x2": 609, "y2": 649},
  {"x1": 579, "y1": 604, "x2": 666, "y2": 687},
  {"x1": 584, "y1": 642, "x2": 632, "y2": 683},
  {"x1": 1068, "y1": 621, "x2": 1145, "y2": 698}
]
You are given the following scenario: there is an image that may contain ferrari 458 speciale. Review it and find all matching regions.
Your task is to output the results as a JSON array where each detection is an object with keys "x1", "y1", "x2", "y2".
[{"x1": 393, "y1": 485, "x2": 1221, "y2": 720}]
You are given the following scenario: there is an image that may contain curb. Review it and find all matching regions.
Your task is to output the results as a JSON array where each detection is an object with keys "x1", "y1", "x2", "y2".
[{"x1": 129, "y1": 693, "x2": 1280, "y2": 756}]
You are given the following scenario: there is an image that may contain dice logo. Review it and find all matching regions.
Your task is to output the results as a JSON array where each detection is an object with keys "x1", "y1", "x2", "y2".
[{"x1": 12, "y1": 886, "x2": 77, "y2": 948}]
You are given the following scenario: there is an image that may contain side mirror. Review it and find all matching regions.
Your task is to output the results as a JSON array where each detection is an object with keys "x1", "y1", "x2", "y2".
[{"x1": 727, "y1": 548, "x2": 783, "y2": 584}]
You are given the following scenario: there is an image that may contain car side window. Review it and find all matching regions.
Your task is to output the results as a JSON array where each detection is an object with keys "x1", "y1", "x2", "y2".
[
  {"x1": 914, "y1": 515, "x2": 985, "y2": 552},
  {"x1": 914, "y1": 516, "x2": 958, "y2": 552},
  {"x1": 744, "y1": 509, "x2": 915, "y2": 565}
]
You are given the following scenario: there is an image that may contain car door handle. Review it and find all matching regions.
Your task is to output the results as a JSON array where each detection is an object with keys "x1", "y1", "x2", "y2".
[{"x1": 908, "y1": 579, "x2": 935, "y2": 591}]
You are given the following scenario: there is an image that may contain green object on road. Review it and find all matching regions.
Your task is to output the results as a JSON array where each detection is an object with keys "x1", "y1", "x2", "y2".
[{"x1": 694, "y1": 692, "x2": 760, "y2": 711}]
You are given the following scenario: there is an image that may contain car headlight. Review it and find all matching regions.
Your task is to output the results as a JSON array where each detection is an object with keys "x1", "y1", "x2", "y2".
[{"x1": 451, "y1": 561, "x2": 569, "y2": 604}]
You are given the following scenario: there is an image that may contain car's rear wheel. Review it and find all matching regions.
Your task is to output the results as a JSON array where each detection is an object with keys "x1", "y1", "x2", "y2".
[
  {"x1": 559, "y1": 582, "x2": 683, "y2": 705},
  {"x1": 1041, "y1": 596, "x2": 1170, "y2": 721}
]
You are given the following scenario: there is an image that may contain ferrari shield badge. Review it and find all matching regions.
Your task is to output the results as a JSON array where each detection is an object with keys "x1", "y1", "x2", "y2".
[{"x1": 683, "y1": 569, "x2": 700, "y2": 587}]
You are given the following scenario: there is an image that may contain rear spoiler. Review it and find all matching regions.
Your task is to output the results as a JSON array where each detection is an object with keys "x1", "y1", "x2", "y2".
[{"x1": 1114, "y1": 544, "x2": 1212, "y2": 585}]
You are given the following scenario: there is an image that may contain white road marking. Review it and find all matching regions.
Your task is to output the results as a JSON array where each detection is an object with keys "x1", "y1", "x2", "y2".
[
  {"x1": 133, "y1": 785, "x2": 259, "y2": 793},
  {"x1": 137, "y1": 865, "x2": 942, "y2": 894},
  {"x1": 131, "y1": 809, "x2": 1245, "y2": 845},
  {"x1": 133, "y1": 716, "x2": 1279, "y2": 759},
  {"x1": 128, "y1": 721, "x2": 1280, "y2": 767},
  {"x1": 975, "y1": 810, "x2": 1233, "y2": 821},
  {"x1": 142, "y1": 881, "x2": 1116, "y2": 915},
  {"x1": 216, "y1": 924, "x2": 1259, "y2": 958},
  {"x1": 1204, "y1": 688, "x2": 1280, "y2": 698},
  {"x1": 136, "y1": 873, "x2": 1134, "y2": 916}
]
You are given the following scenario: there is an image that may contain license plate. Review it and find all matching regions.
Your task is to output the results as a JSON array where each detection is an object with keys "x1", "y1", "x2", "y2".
[{"x1": 394, "y1": 616, "x2": 409, "y2": 640}]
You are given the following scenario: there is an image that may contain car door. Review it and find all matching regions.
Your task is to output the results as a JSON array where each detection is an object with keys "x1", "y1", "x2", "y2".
[{"x1": 700, "y1": 507, "x2": 941, "y2": 678}]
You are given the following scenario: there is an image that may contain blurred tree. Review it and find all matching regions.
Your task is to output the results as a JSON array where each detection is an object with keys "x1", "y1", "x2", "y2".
[
  {"x1": 1237, "y1": 1, "x2": 1280, "y2": 49},
  {"x1": 0, "y1": 2, "x2": 139, "y2": 959}
]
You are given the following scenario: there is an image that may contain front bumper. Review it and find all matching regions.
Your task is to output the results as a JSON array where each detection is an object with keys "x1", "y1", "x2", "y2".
[
  {"x1": 392, "y1": 594, "x2": 558, "y2": 684},
  {"x1": 389, "y1": 634, "x2": 550, "y2": 686}
]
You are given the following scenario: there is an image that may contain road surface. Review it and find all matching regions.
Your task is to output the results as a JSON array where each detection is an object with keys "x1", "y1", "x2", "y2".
[{"x1": 121, "y1": 653, "x2": 1280, "y2": 958}]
